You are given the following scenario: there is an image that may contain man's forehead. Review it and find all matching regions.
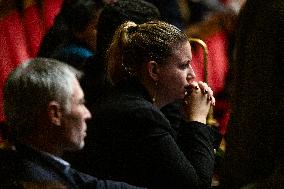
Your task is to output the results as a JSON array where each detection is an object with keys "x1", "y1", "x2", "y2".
[{"x1": 71, "y1": 79, "x2": 84, "y2": 99}]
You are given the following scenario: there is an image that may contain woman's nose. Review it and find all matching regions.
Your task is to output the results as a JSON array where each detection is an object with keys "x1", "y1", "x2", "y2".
[{"x1": 187, "y1": 65, "x2": 196, "y2": 82}]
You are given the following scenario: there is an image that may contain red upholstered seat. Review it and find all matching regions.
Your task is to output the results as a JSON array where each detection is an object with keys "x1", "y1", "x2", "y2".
[{"x1": 0, "y1": 0, "x2": 63, "y2": 125}]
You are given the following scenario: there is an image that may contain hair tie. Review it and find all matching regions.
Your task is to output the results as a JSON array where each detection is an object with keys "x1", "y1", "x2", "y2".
[
  {"x1": 123, "y1": 22, "x2": 138, "y2": 31},
  {"x1": 121, "y1": 22, "x2": 138, "y2": 48}
]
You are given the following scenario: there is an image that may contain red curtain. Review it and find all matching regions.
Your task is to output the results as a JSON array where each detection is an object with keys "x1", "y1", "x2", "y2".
[
  {"x1": 0, "y1": 0, "x2": 63, "y2": 123},
  {"x1": 191, "y1": 32, "x2": 229, "y2": 95},
  {"x1": 191, "y1": 31, "x2": 230, "y2": 135}
]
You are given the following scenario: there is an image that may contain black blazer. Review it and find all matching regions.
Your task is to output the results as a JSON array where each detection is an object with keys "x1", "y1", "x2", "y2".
[
  {"x1": 79, "y1": 79, "x2": 216, "y2": 189},
  {"x1": 0, "y1": 143, "x2": 146, "y2": 189}
]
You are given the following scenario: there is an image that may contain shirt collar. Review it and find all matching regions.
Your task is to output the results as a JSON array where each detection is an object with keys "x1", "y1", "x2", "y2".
[{"x1": 40, "y1": 150, "x2": 70, "y2": 169}]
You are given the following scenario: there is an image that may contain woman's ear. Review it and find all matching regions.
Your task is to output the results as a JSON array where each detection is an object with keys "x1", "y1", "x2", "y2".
[
  {"x1": 47, "y1": 101, "x2": 62, "y2": 126},
  {"x1": 147, "y1": 61, "x2": 159, "y2": 81}
]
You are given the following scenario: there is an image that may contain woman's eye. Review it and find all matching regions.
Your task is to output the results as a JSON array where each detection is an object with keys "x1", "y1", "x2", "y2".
[{"x1": 180, "y1": 64, "x2": 189, "y2": 69}]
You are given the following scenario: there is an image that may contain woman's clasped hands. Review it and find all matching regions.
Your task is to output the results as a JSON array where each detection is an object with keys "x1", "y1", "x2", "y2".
[{"x1": 184, "y1": 81, "x2": 215, "y2": 124}]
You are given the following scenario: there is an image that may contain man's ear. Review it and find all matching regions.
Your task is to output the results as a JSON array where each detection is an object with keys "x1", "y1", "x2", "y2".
[
  {"x1": 147, "y1": 61, "x2": 159, "y2": 81},
  {"x1": 47, "y1": 101, "x2": 62, "y2": 126}
]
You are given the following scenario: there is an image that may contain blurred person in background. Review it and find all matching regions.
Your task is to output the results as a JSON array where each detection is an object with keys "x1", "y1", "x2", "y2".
[
  {"x1": 220, "y1": 0, "x2": 284, "y2": 188},
  {"x1": 38, "y1": 0, "x2": 102, "y2": 68}
]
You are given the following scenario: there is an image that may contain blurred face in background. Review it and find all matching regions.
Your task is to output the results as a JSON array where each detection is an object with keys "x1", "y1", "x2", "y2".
[
  {"x1": 227, "y1": 0, "x2": 246, "y2": 13},
  {"x1": 76, "y1": 13, "x2": 100, "y2": 52}
]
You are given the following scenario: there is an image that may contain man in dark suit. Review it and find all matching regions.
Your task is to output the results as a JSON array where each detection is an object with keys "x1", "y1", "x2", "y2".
[{"x1": 0, "y1": 58, "x2": 145, "y2": 189}]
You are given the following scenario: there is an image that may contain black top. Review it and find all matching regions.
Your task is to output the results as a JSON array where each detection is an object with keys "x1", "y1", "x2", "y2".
[{"x1": 80, "y1": 78, "x2": 216, "y2": 189}]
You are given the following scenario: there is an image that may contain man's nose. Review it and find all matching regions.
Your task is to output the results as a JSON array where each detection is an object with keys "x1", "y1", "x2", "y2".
[{"x1": 84, "y1": 107, "x2": 92, "y2": 119}]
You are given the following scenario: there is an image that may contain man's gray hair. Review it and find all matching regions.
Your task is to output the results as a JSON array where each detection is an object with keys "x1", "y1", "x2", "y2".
[{"x1": 4, "y1": 58, "x2": 82, "y2": 139}]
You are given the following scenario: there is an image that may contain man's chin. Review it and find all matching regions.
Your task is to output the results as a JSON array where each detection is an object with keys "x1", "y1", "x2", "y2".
[
  {"x1": 77, "y1": 141, "x2": 85, "y2": 150},
  {"x1": 66, "y1": 142, "x2": 85, "y2": 152}
]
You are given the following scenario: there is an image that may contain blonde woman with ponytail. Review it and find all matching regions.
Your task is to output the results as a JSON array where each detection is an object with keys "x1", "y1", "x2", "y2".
[{"x1": 88, "y1": 20, "x2": 216, "y2": 189}]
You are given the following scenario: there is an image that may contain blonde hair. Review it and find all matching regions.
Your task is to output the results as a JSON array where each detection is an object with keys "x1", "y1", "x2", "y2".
[{"x1": 107, "y1": 20, "x2": 188, "y2": 85}]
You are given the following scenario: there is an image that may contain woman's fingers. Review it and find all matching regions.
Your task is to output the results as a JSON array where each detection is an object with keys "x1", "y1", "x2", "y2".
[
  {"x1": 185, "y1": 81, "x2": 215, "y2": 105},
  {"x1": 183, "y1": 81, "x2": 215, "y2": 123},
  {"x1": 197, "y1": 81, "x2": 215, "y2": 106},
  {"x1": 185, "y1": 81, "x2": 199, "y2": 94},
  {"x1": 198, "y1": 81, "x2": 208, "y2": 94}
]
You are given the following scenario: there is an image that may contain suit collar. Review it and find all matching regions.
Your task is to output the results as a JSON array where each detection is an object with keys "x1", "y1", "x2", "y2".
[{"x1": 14, "y1": 142, "x2": 71, "y2": 174}]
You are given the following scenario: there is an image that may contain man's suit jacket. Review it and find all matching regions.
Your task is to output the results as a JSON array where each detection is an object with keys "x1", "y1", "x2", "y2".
[{"x1": 0, "y1": 143, "x2": 146, "y2": 189}]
